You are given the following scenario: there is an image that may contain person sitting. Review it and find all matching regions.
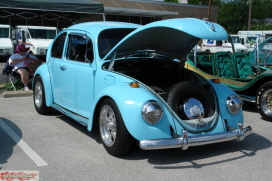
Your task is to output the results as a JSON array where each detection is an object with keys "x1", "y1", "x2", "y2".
[{"x1": 8, "y1": 44, "x2": 38, "y2": 91}]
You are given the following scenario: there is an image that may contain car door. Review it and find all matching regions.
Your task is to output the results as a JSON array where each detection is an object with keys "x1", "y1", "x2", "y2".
[
  {"x1": 59, "y1": 33, "x2": 81, "y2": 113},
  {"x1": 76, "y1": 37, "x2": 96, "y2": 119},
  {"x1": 60, "y1": 33, "x2": 96, "y2": 119},
  {"x1": 48, "y1": 32, "x2": 67, "y2": 105}
]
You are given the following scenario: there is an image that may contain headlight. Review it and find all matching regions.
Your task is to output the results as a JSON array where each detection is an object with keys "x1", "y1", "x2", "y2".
[
  {"x1": 142, "y1": 101, "x2": 163, "y2": 125},
  {"x1": 226, "y1": 94, "x2": 243, "y2": 115}
]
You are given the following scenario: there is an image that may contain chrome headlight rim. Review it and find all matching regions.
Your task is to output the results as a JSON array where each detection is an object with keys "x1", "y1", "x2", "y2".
[
  {"x1": 142, "y1": 100, "x2": 163, "y2": 125},
  {"x1": 226, "y1": 94, "x2": 243, "y2": 115}
]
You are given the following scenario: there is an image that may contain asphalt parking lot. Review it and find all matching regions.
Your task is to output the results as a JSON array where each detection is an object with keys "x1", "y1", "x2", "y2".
[{"x1": 0, "y1": 96, "x2": 271, "y2": 180}]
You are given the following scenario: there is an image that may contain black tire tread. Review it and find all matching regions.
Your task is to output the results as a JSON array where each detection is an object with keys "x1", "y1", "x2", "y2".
[
  {"x1": 99, "y1": 98, "x2": 134, "y2": 157},
  {"x1": 33, "y1": 75, "x2": 52, "y2": 115},
  {"x1": 256, "y1": 81, "x2": 272, "y2": 121}
]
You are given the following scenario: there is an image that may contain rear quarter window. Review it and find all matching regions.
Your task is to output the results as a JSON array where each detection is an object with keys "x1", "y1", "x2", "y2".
[{"x1": 51, "y1": 33, "x2": 67, "y2": 58}]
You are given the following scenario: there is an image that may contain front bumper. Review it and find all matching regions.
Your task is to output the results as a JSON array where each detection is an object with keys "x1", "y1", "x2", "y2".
[{"x1": 139, "y1": 124, "x2": 252, "y2": 150}]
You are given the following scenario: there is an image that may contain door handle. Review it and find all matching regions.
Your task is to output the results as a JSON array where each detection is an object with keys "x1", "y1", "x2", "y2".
[{"x1": 60, "y1": 65, "x2": 67, "y2": 70}]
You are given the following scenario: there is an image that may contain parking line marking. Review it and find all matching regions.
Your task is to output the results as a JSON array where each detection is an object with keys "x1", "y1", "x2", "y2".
[{"x1": 0, "y1": 118, "x2": 48, "y2": 167}]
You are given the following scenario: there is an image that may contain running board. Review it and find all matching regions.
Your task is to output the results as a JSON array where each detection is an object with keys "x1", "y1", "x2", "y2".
[{"x1": 51, "y1": 104, "x2": 88, "y2": 127}]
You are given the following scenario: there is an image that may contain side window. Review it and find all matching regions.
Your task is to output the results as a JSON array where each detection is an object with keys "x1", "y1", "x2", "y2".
[
  {"x1": 51, "y1": 33, "x2": 67, "y2": 58},
  {"x1": 261, "y1": 41, "x2": 272, "y2": 54},
  {"x1": 66, "y1": 34, "x2": 88, "y2": 62}
]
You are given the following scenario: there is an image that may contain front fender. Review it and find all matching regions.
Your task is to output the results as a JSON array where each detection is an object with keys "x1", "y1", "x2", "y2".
[
  {"x1": 87, "y1": 83, "x2": 176, "y2": 141},
  {"x1": 210, "y1": 80, "x2": 244, "y2": 129},
  {"x1": 33, "y1": 64, "x2": 53, "y2": 107}
]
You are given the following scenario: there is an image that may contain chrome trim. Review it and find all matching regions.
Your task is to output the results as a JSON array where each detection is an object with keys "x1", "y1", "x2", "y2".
[
  {"x1": 51, "y1": 104, "x2": 67, "y2": 116},
  {"x1": 239, "y1": 95, "x2": 255, "y2": 103},
  {"x1": 51, "y1": 104, "x2": 88, "y2": 126},
  {"x1": 226, "y1": 94, "x2": 243, "y2": 115},
  {"x1": 139, "y1": 124, "x2": 252, "y2": 150},
  {"x1": 142, "y1": 101, "x2": 163, "y2": 125}
]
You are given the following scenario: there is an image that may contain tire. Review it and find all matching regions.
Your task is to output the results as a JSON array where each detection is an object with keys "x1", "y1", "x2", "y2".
[
  {"x1": 99, "y1": 98, "x2": 134, "y2": 157},
  {"x1": 33, "y1": 75, "x2": 52, "y2": 115},
  {"x1": 164, "y1": 81, "x2": 215, "y2": 120},
  {"x1": 256, "y1": 81, "x2": 272, "y2": 121}
]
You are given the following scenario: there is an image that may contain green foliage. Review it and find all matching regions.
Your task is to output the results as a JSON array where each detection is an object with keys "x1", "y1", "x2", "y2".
[
  {"x1": 4, "y1": 81, "x2": 24, "y2": 91},
  {"x1": 187, "y1": 0, "x2": 272, "y2": 33},
  {"x1": 164, "y1": 0, "x2": 179, "y2": 2},
  {"x1": 187, "y1": 0, "x2": 221, "y2": 6},
  {"x1": 218, "y1": 0, "x2": 249, "y2": 33}
]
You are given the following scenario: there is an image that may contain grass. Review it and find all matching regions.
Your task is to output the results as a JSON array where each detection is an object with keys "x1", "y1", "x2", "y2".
[{"x1": 3, "y1": 81, "x2": 24, "y2": 91}]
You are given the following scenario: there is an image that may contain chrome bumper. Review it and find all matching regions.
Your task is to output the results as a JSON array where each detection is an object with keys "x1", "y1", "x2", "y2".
[{"x1": 139, "y1": 124, "x2": 252, "y2": 150}]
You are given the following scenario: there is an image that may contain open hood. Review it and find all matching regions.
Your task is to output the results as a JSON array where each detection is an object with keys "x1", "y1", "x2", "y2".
[{"x1": 103, "y1": 18, "x2": 228, "y2": 61}]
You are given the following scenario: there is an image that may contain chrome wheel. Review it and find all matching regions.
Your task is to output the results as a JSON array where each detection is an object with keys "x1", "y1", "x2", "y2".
[
  {"x1": 259, "y1": 88, "x2": 272, "y2": 116},
  {"x1": 34, "y1": 81, "x2": 42, "y2": 108},
  {"x1": 256, "y1": 81, "x2": 272, "y2": 121},
  {"x1": 182, "y1": 98, "x2": 205, "y2": 119},
  {"x1": 99, "y1": 105, "x2": 117, "y2": 147}
]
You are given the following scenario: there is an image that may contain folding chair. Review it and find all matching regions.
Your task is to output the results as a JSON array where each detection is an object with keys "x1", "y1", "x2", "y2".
[{"x1": 2, "y1": 61, "x2": 23, "y2": 91}]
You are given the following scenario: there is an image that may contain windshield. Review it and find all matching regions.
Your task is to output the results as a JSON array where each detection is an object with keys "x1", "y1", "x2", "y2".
[
  {"x1": 231, "y1": 37, "x2": 240, "y2": 43},
  {"x1": 98, "y1": 28, "x2": 135, "y2": 59},
  {"x1": 248, "y1": 37, "x2": 257, "y2": 43},
  {"x1": 28, "y1": 29, "x2": 57, "y2": 39},
  {"x1": 0, "y1": 28, "x2": 9, "y2": 38}
]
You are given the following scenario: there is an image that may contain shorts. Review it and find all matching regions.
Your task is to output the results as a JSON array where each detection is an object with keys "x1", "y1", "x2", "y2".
[{"x1": 15, "y1": 67, "x2": 29, "y2": 72}]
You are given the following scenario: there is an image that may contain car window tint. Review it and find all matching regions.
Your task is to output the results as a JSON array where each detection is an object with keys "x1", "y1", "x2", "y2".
[
  {"x1": 98, "y1": 28, "x2": 135, "y2": 59},
  {"x1": 51, "y1": 33, "x2": 67, "y2": 58},
  {"x1": 67, "y1": 34, "x2": 88, "y2": 62}
]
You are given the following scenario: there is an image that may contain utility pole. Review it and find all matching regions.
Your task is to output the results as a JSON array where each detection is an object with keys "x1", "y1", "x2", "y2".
[
  {"x1": 248, "y1": 0, "x2": 252, "y2": 30},
  {"x1": 208, "y1": 0, "x2": 212, "y2": 21}
]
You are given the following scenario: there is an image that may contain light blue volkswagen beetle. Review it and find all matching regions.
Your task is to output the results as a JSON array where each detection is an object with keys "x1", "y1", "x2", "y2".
[{"x1": 33, "y1": 18, "x2": 252, "y2": 157}]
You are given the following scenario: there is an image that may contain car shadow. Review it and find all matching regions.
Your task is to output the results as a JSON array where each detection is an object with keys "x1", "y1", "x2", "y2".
[
  {"x1": 47, "y1": 110, "x2": 271, "y2": 168},
  {"x1": 243, "y1": 102, "x2": 272, "y2": 122},
  {"x1": 53, "y1": 111, "x2": 101, "y2": 144},
  {"x1": 242, "y1": 102, "x2": 257, "y2": 113},
  {"x1": 124, "y1": 133, "x2": 271, "y2": 169},
  {"x1": 0, "y1": 117, "x2": 22, "y2": 169}
]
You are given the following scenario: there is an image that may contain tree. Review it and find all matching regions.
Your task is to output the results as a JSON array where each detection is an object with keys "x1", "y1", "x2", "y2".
[
  {"x1": 187, "y1": 0, "x2": 272, "y2": 33},
  {"x1": 218, "y1": 0, "x2": 249, "y2": 33}
]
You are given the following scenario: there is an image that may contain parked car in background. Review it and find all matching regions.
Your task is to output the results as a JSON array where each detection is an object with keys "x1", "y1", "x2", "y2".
[
  {"x1": 201, "y1": 36, "x2": 248, "y2": 53},
  {"x1": 248, "y1": 37, "x2": 272, "y2": 68},
  {"x1": 13, "y1": 25, "x2": 58, "y2": 60},
  {"x1": 33, "y1": 18, "x2": 252, "y2": 156},
  {"x1": 187, "y1": 39, "x2": 272, "y2": 121}
]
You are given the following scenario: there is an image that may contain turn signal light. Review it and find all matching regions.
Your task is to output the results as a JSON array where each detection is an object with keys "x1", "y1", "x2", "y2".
[
  {"x1": 129, "y1": 82, "x2": 140, "y2": 88},
  {"x1": 211, "y1": 78, "x2": 220, "y2": 83}
]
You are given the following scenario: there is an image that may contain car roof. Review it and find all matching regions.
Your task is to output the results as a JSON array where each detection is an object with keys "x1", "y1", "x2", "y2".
[{"x1": 66, "y1": 21, "x2": 142, "y2": 35}]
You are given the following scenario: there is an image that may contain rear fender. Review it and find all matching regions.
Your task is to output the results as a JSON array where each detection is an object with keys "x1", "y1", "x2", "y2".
[{"x1": 33, "y1": 64, "x2": 53, "y2": 107}]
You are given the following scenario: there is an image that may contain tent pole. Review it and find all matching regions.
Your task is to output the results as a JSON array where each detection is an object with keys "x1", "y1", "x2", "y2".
[{"x1": 103, "y1": 14, "x2": 106, "y2": 21}]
